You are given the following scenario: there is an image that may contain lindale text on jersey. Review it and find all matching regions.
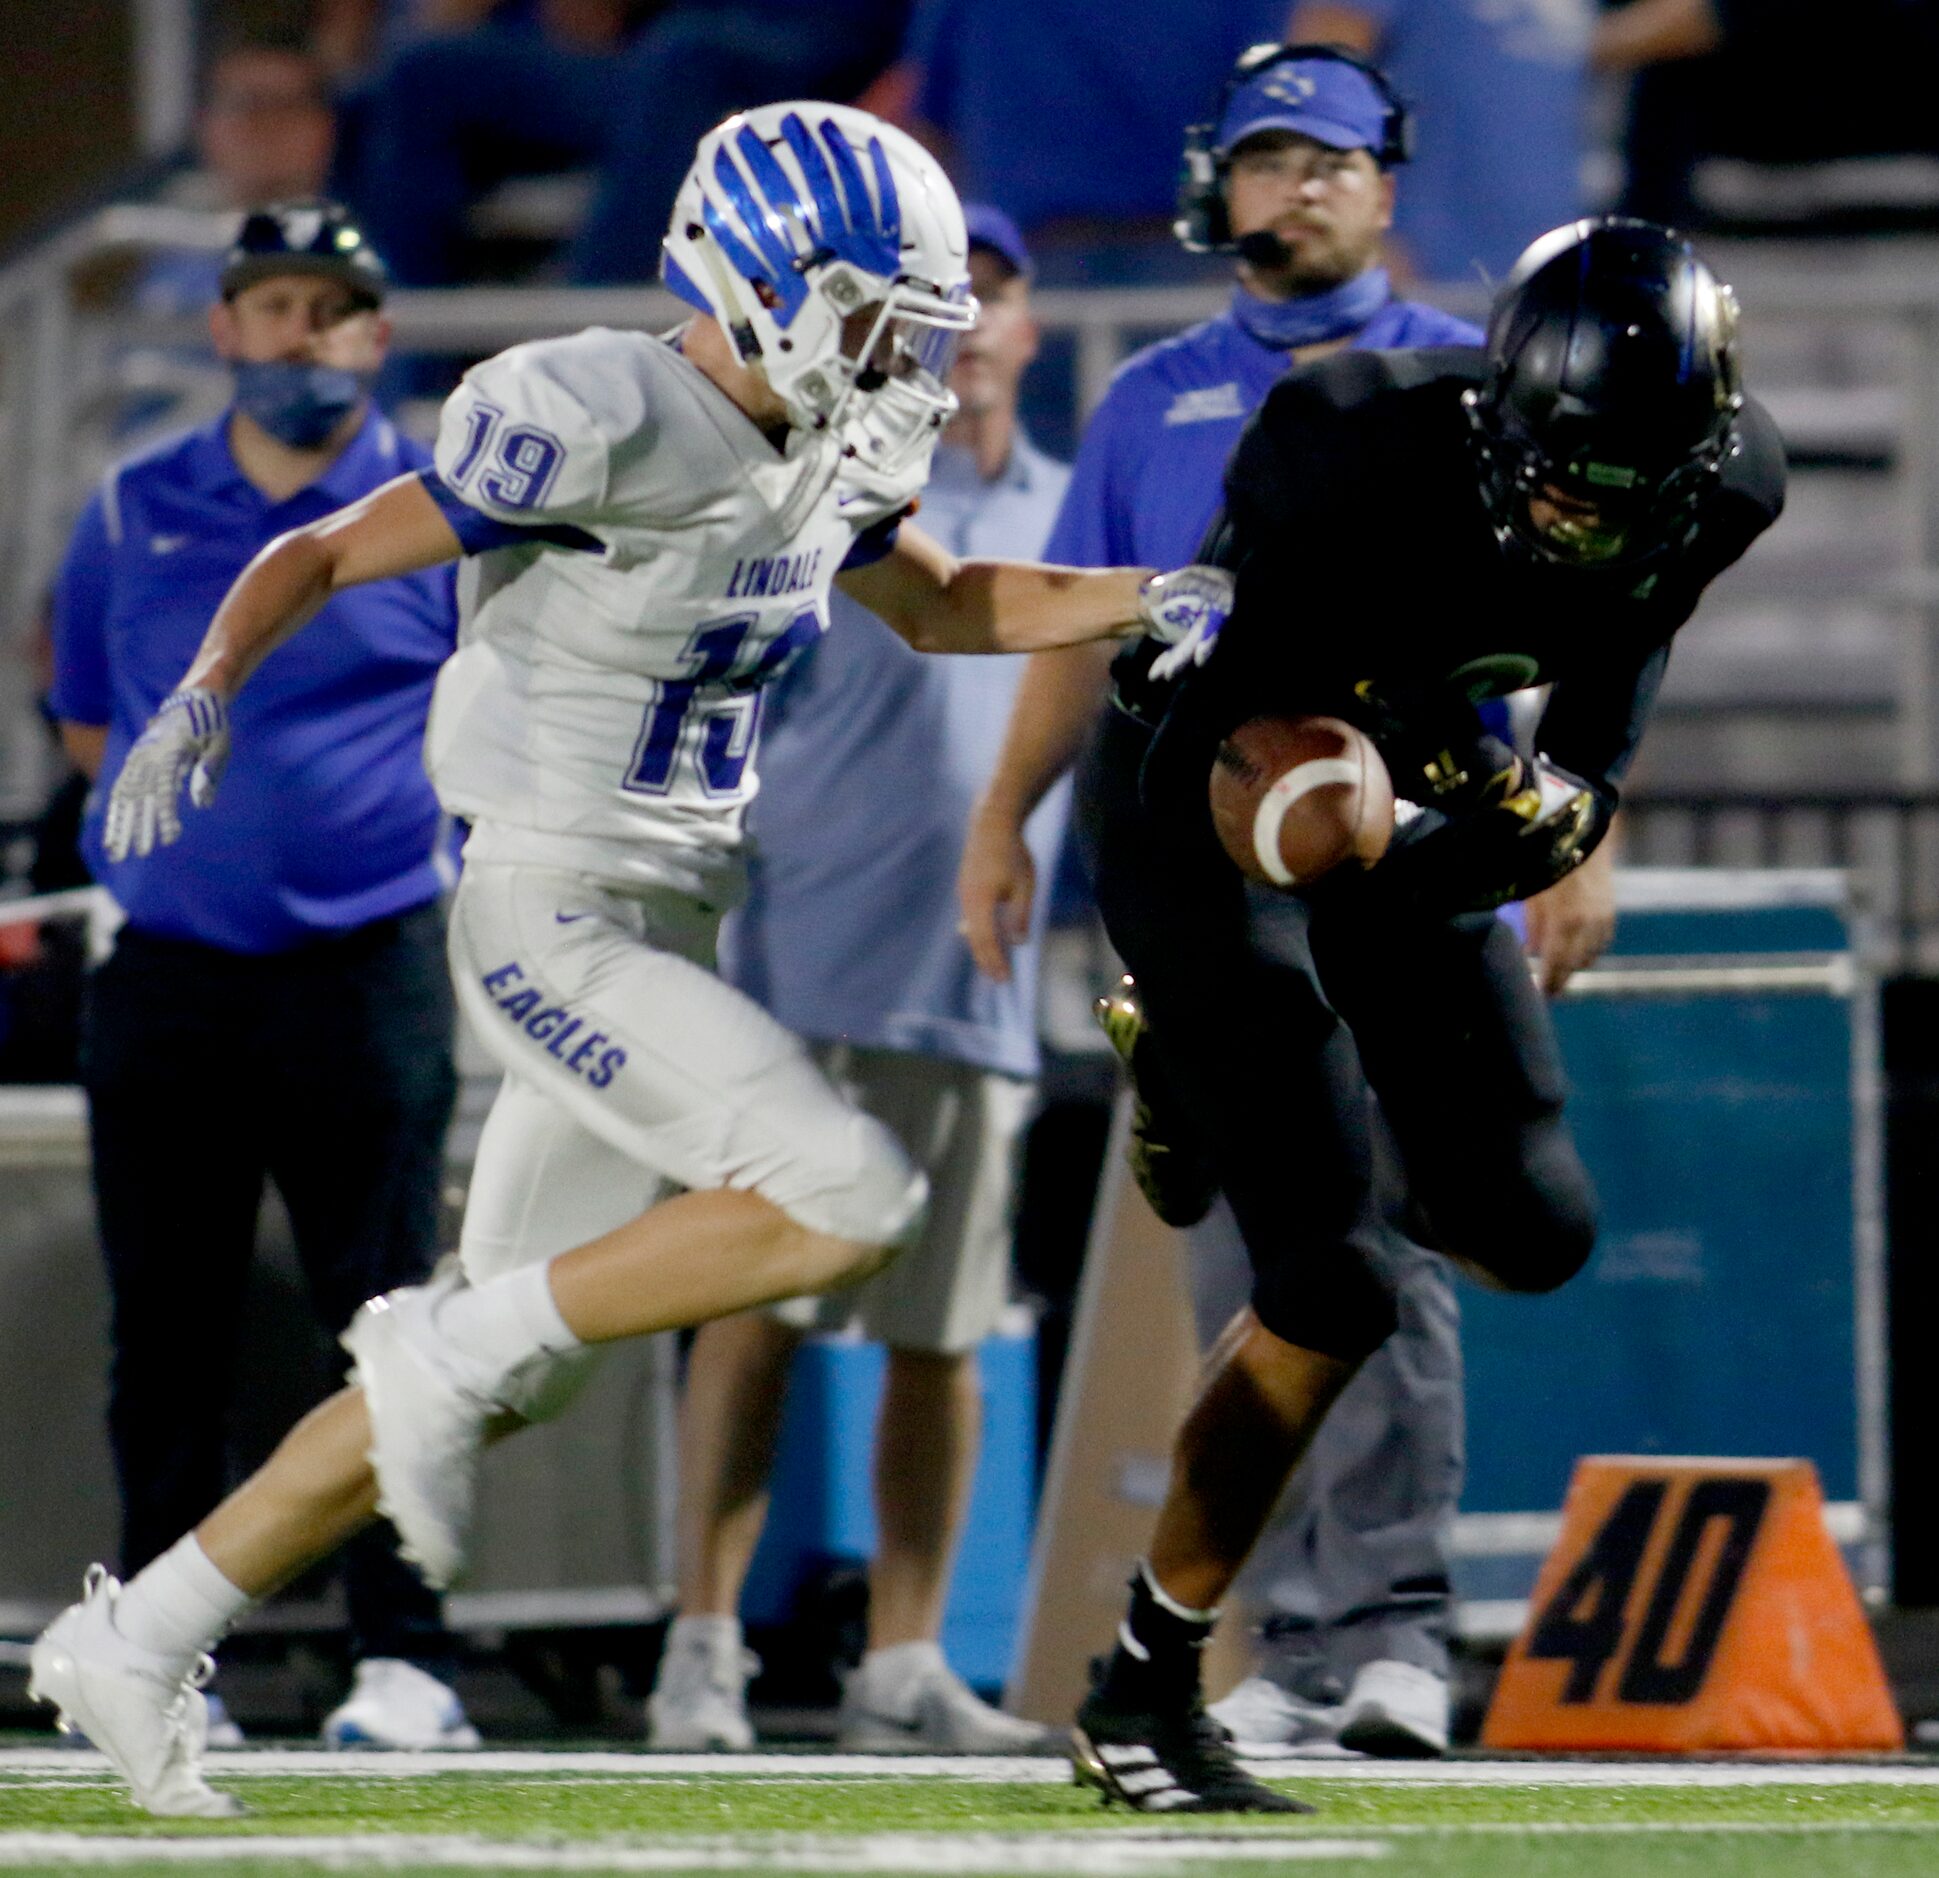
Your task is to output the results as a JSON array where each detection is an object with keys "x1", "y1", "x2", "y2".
[{"x1": 725, "y1": 547, "x2": 824, "y2": 600}]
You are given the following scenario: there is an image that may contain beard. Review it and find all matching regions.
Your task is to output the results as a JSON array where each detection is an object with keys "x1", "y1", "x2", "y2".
[{"x1": 1237, "y1": 225, "x2": 1377, "y2": 297}]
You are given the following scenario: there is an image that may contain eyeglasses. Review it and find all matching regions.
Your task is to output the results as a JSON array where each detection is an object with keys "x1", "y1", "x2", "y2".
[{"x1": 1227, "y1": 144, "x2": 1366, "y2": 188}]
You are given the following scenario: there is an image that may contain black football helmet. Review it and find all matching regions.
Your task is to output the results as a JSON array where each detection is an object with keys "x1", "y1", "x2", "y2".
[{"x1": 1465, "y1": 217, "x2": 1743, "y2": 569}]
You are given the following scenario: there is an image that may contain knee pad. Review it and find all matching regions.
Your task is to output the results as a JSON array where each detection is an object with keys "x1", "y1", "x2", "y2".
[
  {"x1": 775, "y1": 1109, "x2": 929, "y2": 1252},
  {"x1": 1492, "y1": 1189, "x2": 1598, "y2": 1295},
  {"x1": 1454, "y1": 1169, "x2": 1598, "y2": 1296}
]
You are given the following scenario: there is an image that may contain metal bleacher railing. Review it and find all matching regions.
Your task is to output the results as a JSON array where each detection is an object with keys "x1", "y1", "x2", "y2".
[{"x1": 8, "y1": 206, "x2": 1939, "y2": 961}]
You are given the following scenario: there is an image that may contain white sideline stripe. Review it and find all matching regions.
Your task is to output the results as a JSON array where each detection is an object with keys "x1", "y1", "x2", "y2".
[
  {"x1": 0, "y1": 1751, "x2": 1063, "y2": 1783},
  {"x1": 5, "y1": 1749, "x2": 1939, "y2": 1787},
  {"x1": 1250, "y1": 757, "x2": 1361, "y2": 886},
  {"x1": 6, "y1": 1824, "x2": 1939, "y2": 1872},
  {"x1": 0, "y1": 1834, "x2": 1387, "y2": 1871}
]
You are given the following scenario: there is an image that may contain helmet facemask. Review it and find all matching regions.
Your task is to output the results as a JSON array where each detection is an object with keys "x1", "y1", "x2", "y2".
[
  {"x1": 826, "y1": 278, "x2": 975, "y2": 495},
  {"x1": 1465, "y1": 387, "x2": 1739, "y2": 570}
]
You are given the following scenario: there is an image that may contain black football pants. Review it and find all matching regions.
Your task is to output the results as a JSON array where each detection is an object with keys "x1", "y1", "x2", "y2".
[
  {"x1": 1081, "y1": 708, "x2": 1597, "y2": 1362},
  {"x1": 81, "y1": 904, "x2": 456, "y2": 1658}
]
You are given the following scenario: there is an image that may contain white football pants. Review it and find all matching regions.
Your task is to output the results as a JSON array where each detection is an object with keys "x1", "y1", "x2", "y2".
[{"x1": 446, "y1": 859, "x2": 928, "y2": 1303}]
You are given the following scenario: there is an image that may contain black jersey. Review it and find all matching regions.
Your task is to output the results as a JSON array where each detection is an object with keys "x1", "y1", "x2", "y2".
[{"x1": 1120, "y1": 346, "x2": 1786, "y2": 819}]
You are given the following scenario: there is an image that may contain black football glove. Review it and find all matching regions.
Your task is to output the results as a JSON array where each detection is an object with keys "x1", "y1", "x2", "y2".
[
  {"x1": 1348, "y1": 682, "x2": 1524, "y2": 816},
  {"x1": 1362, "y1": 756, "x2": 1609, "y2": 915}
]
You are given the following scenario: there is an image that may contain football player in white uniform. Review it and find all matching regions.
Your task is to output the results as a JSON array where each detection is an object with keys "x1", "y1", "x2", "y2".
[{"x1": 29, "y1": 102, "x2": 1228, "y2": 1817}]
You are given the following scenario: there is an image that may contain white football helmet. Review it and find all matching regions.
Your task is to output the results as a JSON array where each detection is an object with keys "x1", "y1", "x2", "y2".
[{"x1": 662, "y1": 102, "x2": 975, "y2": 497}]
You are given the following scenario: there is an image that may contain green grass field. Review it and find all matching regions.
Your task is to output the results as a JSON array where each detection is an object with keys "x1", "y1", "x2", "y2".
[{"x1": 7, "y1": 1750, "x2": 1939, "y2": 1877}]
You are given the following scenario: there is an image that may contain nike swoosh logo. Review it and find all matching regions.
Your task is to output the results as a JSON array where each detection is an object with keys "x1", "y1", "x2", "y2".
[
  {"x1": 554, "y1": 911, "x2": 591, "y2": 924},
  {"x1": 150, "y1": 535, "x2": 187, "y2": 554}
]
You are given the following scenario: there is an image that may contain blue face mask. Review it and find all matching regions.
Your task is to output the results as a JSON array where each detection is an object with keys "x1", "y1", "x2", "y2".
[
  {"x1": 232, "y1": 359, "x2": 366, "y2": 449},
  {"x1": 1229, "y1": 267, "x2": 1392, "y2": 352}
]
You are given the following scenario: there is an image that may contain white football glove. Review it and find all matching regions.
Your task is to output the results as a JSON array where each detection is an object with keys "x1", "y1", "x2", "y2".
[
  {"x1": 103, "y1": 687, "x2": 231, "y2": 861},
  {"x1": 1140, "y1": 566, "x2": 1235, "y2": 682}
]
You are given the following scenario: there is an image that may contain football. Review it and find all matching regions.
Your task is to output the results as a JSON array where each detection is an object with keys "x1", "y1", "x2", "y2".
[{"x1": 1207, "y1": 714, "x2": 1395, "y2": 888}]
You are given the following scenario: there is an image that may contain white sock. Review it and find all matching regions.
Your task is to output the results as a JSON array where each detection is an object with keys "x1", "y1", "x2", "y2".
[
  {"x1": 430, "y1": 1261, "x2": 582, "y2": 1389},
  {"x1": 111, "y1": 1536, "x2": 254, "y2": 1680},
  {"x1": 857, "y1": 1640, "x2": 947, "y2": 1718},
  {"x1": 664, "y1": 1613, "x2": 743, "y2": 1667}
]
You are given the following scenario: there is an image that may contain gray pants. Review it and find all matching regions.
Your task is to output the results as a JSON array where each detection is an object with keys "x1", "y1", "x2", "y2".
[{"x1": 1189, "y1": 1186, "x2": 1463, "y2": 1687}]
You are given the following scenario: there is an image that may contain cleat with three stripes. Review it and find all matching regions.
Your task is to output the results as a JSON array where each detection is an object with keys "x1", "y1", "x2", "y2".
[{"x1": 1072, "y1": 1664, "x2": 1313, "y2": 1815}]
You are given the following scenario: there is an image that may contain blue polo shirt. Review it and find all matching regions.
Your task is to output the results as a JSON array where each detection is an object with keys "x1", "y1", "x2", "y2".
[
  {"x1": 49, "y1": 408, "x2": 459, "y2": 954},
  {"x1": 1045, "y1": 294, "x2": 1482, "y2": 573},
  {"x1": 719, "y1": 432, "x2": 1072, "y2": 1078}
]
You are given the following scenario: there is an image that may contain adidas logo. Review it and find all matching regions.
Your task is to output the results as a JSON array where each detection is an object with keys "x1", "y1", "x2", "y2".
[{"x1": 1097, "y1": 1742, "x2": 1199, "y2": 1809}]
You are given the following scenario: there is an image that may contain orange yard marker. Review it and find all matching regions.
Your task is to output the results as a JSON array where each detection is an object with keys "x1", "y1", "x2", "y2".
[{"x1": 1483, "y1": 1457, "x2": 1902, "y2": 1752}]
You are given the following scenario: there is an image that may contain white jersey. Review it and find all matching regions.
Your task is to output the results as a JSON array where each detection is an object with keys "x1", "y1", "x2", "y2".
[{"x1": 424, "y1": 327, "x2": 895, "y2": 901}]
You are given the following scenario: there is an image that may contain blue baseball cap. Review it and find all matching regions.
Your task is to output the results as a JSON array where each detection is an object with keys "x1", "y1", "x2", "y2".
[
  {"x1": 963, "y1": 202, "x2": 1032, "y2": 280},
  {"x1": 1217, "y1": 53, "x2": 1394, "y2": 160}
]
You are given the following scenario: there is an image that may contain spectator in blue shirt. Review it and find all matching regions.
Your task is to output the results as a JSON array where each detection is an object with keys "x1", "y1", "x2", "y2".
[
  {"x1": 1285, "y1": 1, "x2": 1590, "y2": 283},
  {"x1": 901, "y1": 0, "x2": 1286, "y2": 233},
  {"x1": 643, "y1": 208, "x2": 1070, "y2": 1755},
  {"x1": 347, "y1": 1, "x2": 911, "y2": 286},
  {"x1": 47, "y1": 202, "x2": 475, "y2": 1752},
  {"x1": 960, "y1": 44, "x2": 1616, "y2": 1758}
]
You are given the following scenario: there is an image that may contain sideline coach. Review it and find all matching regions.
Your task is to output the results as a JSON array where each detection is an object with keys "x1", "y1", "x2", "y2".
[{"x1": 47, "y1": 201, "x2": 467, "y2": 1741}]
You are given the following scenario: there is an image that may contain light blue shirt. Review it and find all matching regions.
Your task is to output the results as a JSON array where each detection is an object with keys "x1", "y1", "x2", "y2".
[{"x1": 718, "y1": 432, "x2": 1071, "y2": 1078}]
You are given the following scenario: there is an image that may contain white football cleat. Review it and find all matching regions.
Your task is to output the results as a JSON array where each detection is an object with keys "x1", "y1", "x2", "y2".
[
  {"x1": 1336, "y1": 1659, "x2": 1450, "y2": 1758},
  {"x1": 27, "y1": 1567, "x2": 243, "y2": 1818},
  {"x1": 322, "y1": 1657, "x2": 481, "y2": 1749},
  {"x1": 647, "y1": 1623, "x2": 758, "y2": 1750},
  {"x1": 1208, "y1": 1675, "x2": 1345, "y2": 1753},
  {"x1": 838, "y1": 1653, "x2": 1065, "y2": 1755},
  {"x1": 341, "y1": 1274, "x2": 498, "y2": 1592}
]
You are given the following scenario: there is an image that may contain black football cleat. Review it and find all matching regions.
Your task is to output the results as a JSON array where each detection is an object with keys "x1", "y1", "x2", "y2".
[
  {"x1": 1093, "y1": 975, "x2": 1219, "y2": 1228},
  {"x1": 1072, "y1": 1673, "x2": 1314, "y2": 1815}
]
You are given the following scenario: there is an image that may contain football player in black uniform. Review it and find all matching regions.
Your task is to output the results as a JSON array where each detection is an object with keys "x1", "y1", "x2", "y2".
[{"x1": 1057, "y1": 218, "x2": 1785, "y2": 1811}]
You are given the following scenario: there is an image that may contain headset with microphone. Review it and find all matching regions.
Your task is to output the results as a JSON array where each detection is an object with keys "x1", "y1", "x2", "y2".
[{"x1": 1174, "y1": 42, "x2": 1412, "y2": 267}]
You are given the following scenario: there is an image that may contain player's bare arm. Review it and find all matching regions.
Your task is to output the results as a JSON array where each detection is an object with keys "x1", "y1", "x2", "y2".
[
  {"x1": 958, "y1": 641, "x2": 1117, "y2": 981},
  {"x1": 182, "y1": 472, "x2": 463, "y2": 699},
  {"x1": 835, "y1": 518, "x2": 1150, "y2": 654}
]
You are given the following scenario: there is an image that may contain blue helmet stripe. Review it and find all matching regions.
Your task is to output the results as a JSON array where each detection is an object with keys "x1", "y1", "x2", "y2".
[
  {"x1": 701, "y1": 191, "x2": 807, "y2": 322},
  {"x1": 818, "y1": 119, "x2": 900, "y2": 276},
  {"x1": 866, "y1": 133, "x2": 902, "y2": 258},
  {"x1": 817, "y1": 116, "x2": 872, "y2": 234},
  {"x1": 779, "y1": 112, "x2": 848, "y2": 253},
  {"x1": 716, "y1": 139, "x2": 799, "y2": 284},
  {"x1": 660, "y1": 252, "x2": 711, "y2": 314},
  {"x1": 736, "y1": 123, "x2": 814, "y2": 257}
]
